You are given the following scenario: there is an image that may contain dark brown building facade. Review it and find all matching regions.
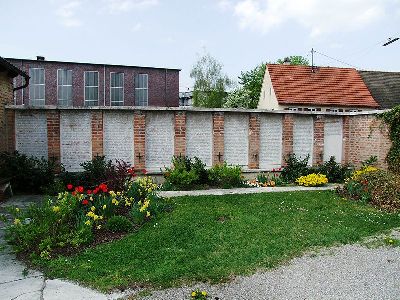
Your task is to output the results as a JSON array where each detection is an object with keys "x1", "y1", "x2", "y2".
[{"x1": 7, "y1": 57, "x2": 180, "y2": 107}]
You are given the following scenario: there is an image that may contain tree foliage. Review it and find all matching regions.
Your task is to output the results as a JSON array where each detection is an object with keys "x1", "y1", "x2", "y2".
[
  {"x1": 190, "y1": 53, "x2": 232, "y2": 108},
  {"x1": 276, "y1": 55, "x2": 310, "y2": 66}
]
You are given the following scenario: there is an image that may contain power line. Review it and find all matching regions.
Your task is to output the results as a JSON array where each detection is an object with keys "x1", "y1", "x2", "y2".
[{"x1": 313, "y1": 50, "x2": 358, "y2": 68}]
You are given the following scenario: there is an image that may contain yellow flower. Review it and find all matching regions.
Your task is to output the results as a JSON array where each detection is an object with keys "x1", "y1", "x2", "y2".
[
  {"x1": 93, "y1": 215, "x2": 99, "y2": 221},
  {"x1": 14, "y1": 218, "x2": 21, "y2": 225},
  {"x1": 109, "y1": 191, "x2": 116, "y2": 197},
  {"x1": 89, "y1": 196, "x2": 93, "y2": 201},
  {"x1": 15, "y1": 207, "x2": 20, "y2": 213},
  {"x1": 102, "y1": 204, "x2": 107, "y2": 210},
  {"x1": 146, "y1": 211, "x2": 151, "y2": 217},
  {"x1": 191, "y1": 291, "x2": 197, "y2": 297},
  {"x1": 139, "y1": 206, "x2": 146, "y2": 212},
  {"x1": 96, "y1": 225, "x2": 102, "y2": 230},
  {"x1": 116, "y1": 191, "x2": 121, "y2": 196},
  {"x1": 85, "y1": 220, "x2": 91, "y2": 226},
  {"x1": 91, "y1": 206, "x2": 96, "y2": 212},
  {"x1": 52, "y1": 206, "x2": 61, "y2": 213},
  {"x1": 201, "y1": 291, "x2": 207, "y2": 296},
  {"x1": 87, "y1": 211, "x2": 95, "y2": 218},
  {"x1": 99, "y1": 215, "x2": 104, "y2": 220}
]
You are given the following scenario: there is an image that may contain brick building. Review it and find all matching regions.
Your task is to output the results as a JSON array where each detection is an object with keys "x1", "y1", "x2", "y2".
[
  {"x1": 0, "y1": 57, "x2": 29, "y2": 153},
  {"x1": 7, "y1": 57, "x2": 180, "y2": 107}
]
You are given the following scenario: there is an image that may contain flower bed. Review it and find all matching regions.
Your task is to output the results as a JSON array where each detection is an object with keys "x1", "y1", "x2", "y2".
[{"x1": 2, "y1": 171, "x2": 171, "y2": 261}]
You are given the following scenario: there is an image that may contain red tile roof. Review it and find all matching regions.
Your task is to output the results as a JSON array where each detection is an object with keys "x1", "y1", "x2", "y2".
[{"x1": 267, "y1": 64, "x2": 379, "y2": 108}]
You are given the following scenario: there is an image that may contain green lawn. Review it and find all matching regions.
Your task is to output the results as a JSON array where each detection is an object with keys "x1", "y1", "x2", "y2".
[{"x1": 42, "y1": 191, "x2": 400, "y2": 291}]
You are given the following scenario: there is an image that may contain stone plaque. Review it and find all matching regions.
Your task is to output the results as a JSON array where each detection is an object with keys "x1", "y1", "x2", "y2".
[
  {"x1": 293, "y1": 116, "x2": 314, "y2": 165},
  {"x1": 104, "y1": 112, "x2": 134, "y2": 164},
  {"x1": 15, "y1": 111, "x2": 48, "y2": 159},
  {"x1": 259, "y1": 114, "x2": 282, "y2": 169},
  {"x1": 224, "y1": 113, "x2": 249, "y2": 167},
  {"x1": 324, "y1": 117, "x2": 343, "y2": 162},
  {"x1": 60, "y1": 112, "x2": 92, "y2": 172},
  {"x1": 186, "y1": 112, "x2": 213, "y2": 166},
  {"x1": 145, "y1": 112, "x2": 174, "y2": 171}
]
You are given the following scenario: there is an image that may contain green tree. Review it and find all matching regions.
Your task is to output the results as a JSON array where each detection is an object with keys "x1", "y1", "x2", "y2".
[
  {"x1": 276, "y1": 55, "x2": 309, "y2": 66},
  {"x1": 190, "y1": 53, "x2": 232, "y2": 108},
  {"x1": 223, "y1": 88, "x2": 252, "y2": 109}
]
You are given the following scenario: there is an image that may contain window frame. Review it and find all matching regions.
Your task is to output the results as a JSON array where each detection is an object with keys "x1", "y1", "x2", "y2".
[
  {"x1": 57, "y1": 69, "x2": 73, "y2": 106},
  {"x1": 29, "y1": 67, "x2": 45, "y2": 105},
  {"x1": 110, "y1": 72, "x2": 124, "y2": 106},
  {"x1": 84, "y1": 71, "x2": 99, "y2": 106},
  {"x1": 135, "y1": 73, "x2": 148, "y2": 106}
]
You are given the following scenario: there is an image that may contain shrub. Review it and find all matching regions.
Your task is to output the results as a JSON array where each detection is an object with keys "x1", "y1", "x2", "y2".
[
  {"x1": 163, "y1": 156, "x2": 207, "y2": 190},
  {"x1": 280, "y1": 153, "x2": 309, "y2": 183},
  {"x1": 0, "y1": 151, "x2": 58, "y2": 193},
  {"x1": 208, "y1": 163, "x2": 243, "y2": 188},
  {"x1": 340, "y1": 169, "x2": 400, "y2": 211},
  {"x1": 312, "y1": 156, "x2": 352, "y2": 183},
  {"x1": 106, "y1": 216, "x2": 133, "y2": 233},
  {"x1": 296, "y1": 173, "x2": 328, "y2": 187}
]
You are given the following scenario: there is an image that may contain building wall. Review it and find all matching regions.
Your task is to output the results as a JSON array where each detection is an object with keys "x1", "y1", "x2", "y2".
[
  {"x1": 0, "y1": 72, "x2": 14, "y2": 152},
  {"x1": 3, "y1": 107, "x2": 391, "y2": 172},
  {"x1": 8, "y1": 59, "x2": 180, "y2": 107}
]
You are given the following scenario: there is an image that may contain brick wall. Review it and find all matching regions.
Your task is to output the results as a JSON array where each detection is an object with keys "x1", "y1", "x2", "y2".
[
  {"x1": 6, "y1": 107, "x2": 392, "y2": 172},
  {"x1": 0, "y1": 72, "x2": 13, "y2": 152},
  {"x1": 8, "y1": 59, "x2": 180, "y2": 107}
]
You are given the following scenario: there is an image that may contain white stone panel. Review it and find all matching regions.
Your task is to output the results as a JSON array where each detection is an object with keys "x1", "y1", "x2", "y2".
[
  {"x1": 324, "y1": 117, "x2": 343, "y2": 162},
  {"x1": 145, "y1": 112, "x2": 174, "y2": 170},
  {"x1": 103, "y1": 112, "x2": 134, "y2": 164},
  {"x1": 224, "y1": 113, "x2": 249, "y2": 167},
  {"x1": 293, "y1": 116, "x2": 314, "y2": 165},
  {"x1": 186, "y1": 113, "x2": 213, "y2": 166},
  {"x1": 60, "y1": 112, "x2": 92, "y2": 172},
  {"x1": 259, "y1": 114, "x2": 282, "y2": 169},
  {"x1": 15, "y1": 111, "x2": 48, "y2": 159}
]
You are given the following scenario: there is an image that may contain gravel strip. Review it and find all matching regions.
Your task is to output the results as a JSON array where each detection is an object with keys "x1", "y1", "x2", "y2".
[{"x1": 137, "y1": 232, "x2": 400, "y2": 300}]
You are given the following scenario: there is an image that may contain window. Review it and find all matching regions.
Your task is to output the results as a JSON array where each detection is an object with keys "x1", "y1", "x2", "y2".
[
  {"x1": 327, "y1": 108, "x2": 343, "y2": 113},
  {"x1": 135, "y1": 74, "x2": 148, "y2": 106},
  {"x1": 29, "y1": 68, "x2": 45, "y2": 105},
  {"x1": 110, "y1": 72, "x2": 124, "y2": 106},
  {"x1": 84, "y1": 71, "x2": 99, "y2": 106},
  {"x1": 57, "y1": 69, "x2": 72, "y2": 106}
]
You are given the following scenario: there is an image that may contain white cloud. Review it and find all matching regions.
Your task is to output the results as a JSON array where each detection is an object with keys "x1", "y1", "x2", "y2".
[
  {"x1": 56, "y1": 1, "x2": 82, "y2": 28},
  {"x1": 131, "y1": 23, "x2": 142, "y2": 32},
  {"x1": 103, "y1": 0, "x2": 158, "y2": 13},
  {"x1": 230, "y1": 0, "x2": 387, "y2": 37}
]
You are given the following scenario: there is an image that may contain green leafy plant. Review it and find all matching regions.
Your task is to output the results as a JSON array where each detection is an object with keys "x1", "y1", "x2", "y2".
[
  {"x1": 106, "y1": 216, "x2": 133, "y2": 233},
  {"x1": 378, "y1": 107, "x2": 400, "y2": 173},
  {"x1": 191, "y1": 289, "x2": 209, "y2": 299},
  {"x1": 312, "y1": 156, "x2": 352, "y2": 183},
  {"x1": 208, "y1": 163, "x2": 243, "y2": 188},
  {"x1": 0, "y1": 151, "x2": 58, "y2": 193},
  {"x1": 280, "y1": 153, "x2": 309, "y2": 183}
]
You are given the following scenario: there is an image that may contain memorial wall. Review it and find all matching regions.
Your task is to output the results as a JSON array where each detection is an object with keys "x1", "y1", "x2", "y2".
[{"x1": 7, "y1": 107, "x2": 390, "y2": 172}]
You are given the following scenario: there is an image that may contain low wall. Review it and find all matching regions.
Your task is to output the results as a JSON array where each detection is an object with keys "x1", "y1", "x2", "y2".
[{"x1": 4, "y1": 105, "x2": 391, "y2": 173}]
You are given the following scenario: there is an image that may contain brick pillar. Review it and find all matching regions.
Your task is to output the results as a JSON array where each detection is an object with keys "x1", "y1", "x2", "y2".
[
  {"x1": 212, "y1": 112, "x2": 224, "y2": 165},
  {"x1": 313, "y1": 115, "x2": 324, "y2": 165},
  {"x1": 134, "y1": 111, "x2": 146, "y2": 169},
  {"x1": 6, "y1": 109, "x2": 15, "y2": 153},
  {"x1": 47, "y1": 111, "x2": 61, "y2": 165},
  {"x1": 248, "y1": 113, "x2": 260, "y2": 169},
  {"x1": 342, "y1": 116, "x2": 350, "y2": 165},
  {"x1": 282, "y1": 114, "x2": 294, "y2": 166},
  {"x1": 174, "y1": 112, "x2": 186, "y2": 157},
  {"x1": 91, "y1": 111, "x2": 104, "y2": 158}
]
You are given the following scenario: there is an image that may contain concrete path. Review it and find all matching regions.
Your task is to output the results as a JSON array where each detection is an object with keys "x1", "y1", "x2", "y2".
[{"x1": 158, "y1": 184, "x2": 338, "y2": 198}]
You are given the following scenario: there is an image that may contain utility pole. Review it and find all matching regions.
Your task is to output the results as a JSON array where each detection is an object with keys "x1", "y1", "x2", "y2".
[{"x1": 311, "y1": 48, "x2": 315, "y2": 72}]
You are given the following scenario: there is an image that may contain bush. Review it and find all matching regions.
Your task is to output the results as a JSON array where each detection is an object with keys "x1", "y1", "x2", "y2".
[
  {"x1": 163, "y1": 156, "x2": 208, "y2": 190},
  {"x1": 312, "y1": 156, "x2": 352, "y2": 183},
  {"x1": 106, "y1": 216, "x2": 133, "y2": 233},
  {"x1": 280, "y1": 154, "x2": 309, "y2": 183},
  {"x1": 208, "y1": 163, "x2": 243, "y2": 188},
  {"x1": 0, "y1": 151, "x2": 58, "y2": 193}
]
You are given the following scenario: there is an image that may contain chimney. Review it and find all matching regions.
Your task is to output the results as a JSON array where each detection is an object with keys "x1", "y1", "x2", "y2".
[
  {"x1": 36, "y1": 56, "x2": 45, "y2": 61},
  {"x1": 283, "y1": 57, "x2": 291, "y2": 65}
]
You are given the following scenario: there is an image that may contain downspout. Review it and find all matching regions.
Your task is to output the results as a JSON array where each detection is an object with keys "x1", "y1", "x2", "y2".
[
  {"x1": 103, "y1": 64, "x2": 106, "y2": 106},
  {"x1": 13, "y1": 73, "x2": 30, "y2": 92}
]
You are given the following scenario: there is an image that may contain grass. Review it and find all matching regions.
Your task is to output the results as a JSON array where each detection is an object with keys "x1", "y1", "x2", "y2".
[{"x1": 41, "y1": 191, "x2": 400, "y2": 291}]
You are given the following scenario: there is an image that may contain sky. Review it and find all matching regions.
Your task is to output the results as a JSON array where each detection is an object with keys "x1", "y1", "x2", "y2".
[{"x1": 1, "y1": 0, "x2": 400, "y2": 91}]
